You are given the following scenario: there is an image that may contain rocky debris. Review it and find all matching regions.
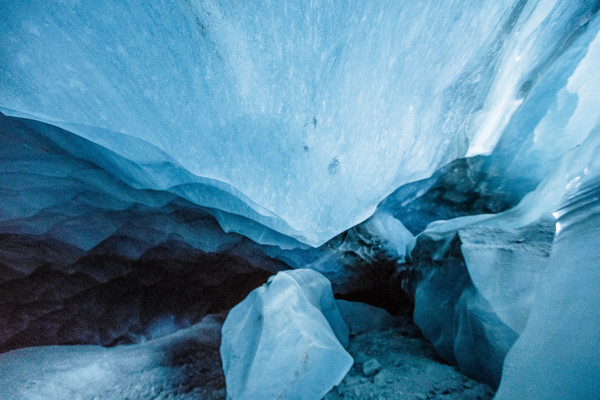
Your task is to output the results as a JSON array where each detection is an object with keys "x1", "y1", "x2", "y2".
[
  {"x1": 1, "y1": 305, "x2": 495, "y2": 400},
  {"x1": 324, "y1": 320, "x2": 495, "y2": 400},
  {"x1": 362, "y1": 358, "x2": 383, "y2": 377}
]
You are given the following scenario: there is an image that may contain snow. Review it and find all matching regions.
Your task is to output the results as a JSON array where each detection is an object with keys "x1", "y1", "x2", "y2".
[
  {"x1": 220, "y1": 269, "x2": 352, "y2": 400},
  {"x1": 0, "y1": 315, "x2": 226, "y2": 400}
]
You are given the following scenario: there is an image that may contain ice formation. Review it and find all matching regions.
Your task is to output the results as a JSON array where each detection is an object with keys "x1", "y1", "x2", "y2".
[
  {"x1": 1, "y1": 0, "x2": 600, "y2": 399},
  {"x1": 1, "y1": 0, "x2": 597, "y2": 247},
  {"x1": 335, "y1": 300, "x2": 398, "y2": 335},
  {"x1": 496, "y1": 176, "x2": 600, "y2": 399},
  {"x1": 220, "y1": 269, "x2": 352, "y2": 400}
]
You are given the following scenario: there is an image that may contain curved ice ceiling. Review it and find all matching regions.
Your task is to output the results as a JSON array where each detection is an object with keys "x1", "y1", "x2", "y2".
[{"x1": 1, "y1": 0, "x2": 598, "y2": 246}]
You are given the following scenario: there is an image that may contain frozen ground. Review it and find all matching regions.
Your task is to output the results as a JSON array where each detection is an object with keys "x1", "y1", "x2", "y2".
[
  {"x1": 0, "y1": 314, "x2": 227, "y2": 400},
  {"x1": 0, "y1": 304, "x2": 493, "y2": 400},
  {"x1": 325, "y1": 318, "x2": 494, "y2": 400}
]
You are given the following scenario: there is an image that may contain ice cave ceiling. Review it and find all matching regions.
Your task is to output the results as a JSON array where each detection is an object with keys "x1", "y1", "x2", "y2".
[{"x1": 1, "y1": 1, "x2": 599, "y2": 399}]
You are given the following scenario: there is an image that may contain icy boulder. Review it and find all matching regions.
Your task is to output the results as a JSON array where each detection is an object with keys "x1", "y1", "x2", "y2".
[{"x1": 220, "y1": 269, "x2": 352, "y2": 400}]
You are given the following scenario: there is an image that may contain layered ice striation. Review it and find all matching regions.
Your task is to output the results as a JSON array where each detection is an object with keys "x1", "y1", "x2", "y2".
[
  {"x1": 496, "y1": 172, "x2": 600, "y2": 400},
  {"x1": 2, "y1": 0, "x2": 598, "y2": 247},
  {"x1": 220, "y1": 269, "x2": 352, "y2": 400},
  {"x1": 0, "y1": 113, "x2": 284, "y2": 351},
  {"x1": 406, "y1": 108, "x2": 600, "y2": 387}
]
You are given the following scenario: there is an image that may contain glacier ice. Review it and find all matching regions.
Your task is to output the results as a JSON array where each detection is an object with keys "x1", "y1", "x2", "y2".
[
  {"x1": 0, "y1": 230, "x2": 275, "y2": 352},
  {"x1": 410, "y1": 226, "x2": 524, "y2": 386},
  {"x1": 1, "y1": 1, "x2": 600, "y2": 398},
  {"x1": 335, "y1": 300, "x2": 397, "y2": 335},
  {"x1": 265, "y1": 210, "x2": 414, "y2": 297},
  {"x1": 409, "y1": 118, "x2": 600, "y2": 387},
  {"x1": 495, "y1": 174, "x2": 600, "y2": 400},
  {"x1": 220, "y1": 269, "x2": 352, "y2": 400},
  {"x1": 2, "y1": 0, "x2": 598, "y2": 247},
  {"x1": 0, "y1": 112, "x2": 288, "y2": 351}
]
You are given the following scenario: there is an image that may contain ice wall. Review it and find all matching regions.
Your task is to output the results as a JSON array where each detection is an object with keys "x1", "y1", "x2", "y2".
[
  {"x1": 2, "y1": 0, "x2": 597, "y2": 246},
  {"x1": 496, "y1": 169, "x2": 600, "y2": 400},
  {"x1": 1, "y1": 2, "x2": 600, "y2": 395},
  {"x1": 0, "y1": 113, "x2": 284, "y2": 351},
  {"x1": 407, "y1": 103, "x2": 600, "y2": 387}
]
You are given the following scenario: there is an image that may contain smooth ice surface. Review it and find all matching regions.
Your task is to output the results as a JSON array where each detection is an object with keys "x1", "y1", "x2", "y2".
[
  {"x1": 496, "y1": 177, "x2": 600, "y2": 399},
  {"x1": 2, "y1": 1, "x2": 598, "y2": 246},
  {"x1": 459, "y1": 221, "x2": 554, "y2": 333},
  {"x1": 335, "y1": 300, "x2": 397, "y2": 335},
  {"x1": 220, "y1": 269, "x2": 352, "y2": 400}
]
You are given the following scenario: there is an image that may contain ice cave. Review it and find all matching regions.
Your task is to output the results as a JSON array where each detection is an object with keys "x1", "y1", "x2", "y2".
[{"x1": 1, "y1": 1, "x2": 599, "y2": 399}]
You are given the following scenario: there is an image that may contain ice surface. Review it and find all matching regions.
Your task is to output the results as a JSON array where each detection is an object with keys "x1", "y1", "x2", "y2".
[
  {"x1": 410, "y1": 114, "x2": 600, "y2": 387},
  {"x1": 0, "y1": 314, "x2": 226, "y2": 400},
  {"x1": 1, "y1": 2, "x2": 600, "y2": 397},
  {"x1": 459, "y1": 222, "x2": 554, "y2": 333},
  {"x1": 495, "y1": 150, "x2": 600, "y2": 400},
  {"x1": 2, "y1": 1, "x2": 598, "y2": 246},
  {"x1": 220, "y1": 269, "x2": 352, "y2": 400},
  {"x1": 0, "y1": 112, "x2": 305, "y2": 251},
  {"x1": 0, "y1": 113, "x2": 288, "y2": 351},
  {"x1": 335, "y1": 300, "x2": 397, "y2": 335},
  {"x1": 410, "y1": 229, "x2": 522, "y2": 386}
]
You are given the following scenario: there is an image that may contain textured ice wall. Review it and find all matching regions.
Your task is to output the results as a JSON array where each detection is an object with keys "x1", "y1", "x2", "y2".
[
  {"x1": 403, "y1": 26, "x2": 600, "y2": 382},
  {"x1": 408, "y1": 113, "x2": 600, "y2": 387},
  {"x1": 0, "y1": 113, "x2": 284, "y2": 351},
  {"x1": 496, "y1": 166, "x2": 600, "y2": 399},
  {"x1": 2, "y1": 0, "x2": 597, "y2": 246},
  {"x1": 1, "y1": 3, "x2": 600, "y2": 392}
]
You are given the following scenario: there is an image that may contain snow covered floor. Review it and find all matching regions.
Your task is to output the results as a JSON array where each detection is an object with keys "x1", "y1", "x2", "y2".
[
  {"x1": 0, "y1": 314, "x2": 227, "y2": 400},
  {"x1": 0, "y1": 304, "x2": 493, "y2": 400}
]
